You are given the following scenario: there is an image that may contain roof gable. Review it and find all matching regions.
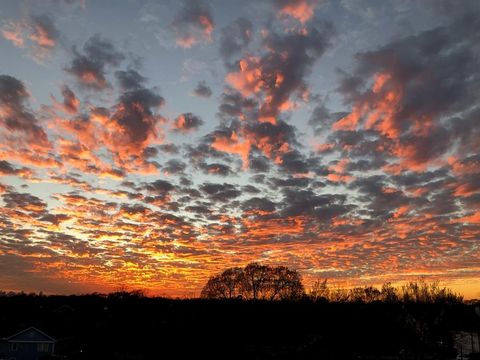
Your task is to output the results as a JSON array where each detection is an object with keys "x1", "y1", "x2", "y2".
[{"x1": 7, "y1": 327, "x2": 55, "y2": 343}]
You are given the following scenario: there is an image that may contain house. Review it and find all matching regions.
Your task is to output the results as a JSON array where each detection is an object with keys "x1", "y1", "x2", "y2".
[{"x1": 0, "y1": 327, "x2": 55, "y2": 360}]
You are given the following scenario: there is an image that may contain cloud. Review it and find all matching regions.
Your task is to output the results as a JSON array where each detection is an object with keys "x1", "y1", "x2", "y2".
[
  {"x1": 193, "y1": 80, "x2": 212, "y2": 98},
  {"x1": 172, "y1": 0, "x2": 214, "y2": 48},
  {"x1": 115, "y1": 69, "x2": 147, "y2": 90},
  {"x1": 0, "y1": 1, "x2": 479, "y2": 298},
  {"x1": 66, "y1": 35, "x2": 125, "y2": 90},
  {"x1": 200, "y1": 182, "x2": 242, "y2": 202},
  {"x1": 198, "y1": 162, "x2": 233, "y2": 177},
  {"x1": 145, "y1": 179, "x2": 175, "y2": 194},
  {"x1": 1, "y1": 21, "x2": 24, "y2": 47},
  {"x1": 219, "y1": 17, "x2": 252, "y2": 67},
  {"x1": 51, "y1": 85, "x2": 80, "y2": 115},
  {"x1": 0, "y1": 161, "x2": 33, "y2": 178},
  {"x1": 99, "y1": 81, "x2": 165, "y2": 173},
  {"x1": 2, "y1": 191, "x2": 47, "y2": 215},
  {"x1": 331, "y1": 14, "x2": 480, "y2": 172},
  {"x1": 0, "y1": 75, "x2": 52, "y2": 165},
  {"x1": 274, "y1": 0, "x2": 318, "y2": 24},
  {"x1": 163, "y1": 159, "x2": 187, "y2": 175},
  {"x1": 52, "y1": 69, "x2": 165, "y2": 175},
  {"x1": 173, "y1": 112, "x2": 204, "y2": 133},
  {"x1": 212, "y1": 19, "x2": 334, "y2": 170},
  {"x1": 28, "y1": 14, "x2": 59, "y2": 48},
  {"x1": 1, "y1": 14, "x2": 58, "y2": 59}
]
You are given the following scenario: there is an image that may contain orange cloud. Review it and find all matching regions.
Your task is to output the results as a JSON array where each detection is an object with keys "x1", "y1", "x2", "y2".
[
  {"x1": 332, "y1": 104, "x2": 365, "y2": 131},
  {"x1": 226, "y1": 57, "x2": 263, "y2": 97},
  {"x1": 327, "y1": 158, "x2": 353, "y2": 183},
  {"x1": 332, "y1": 72, "x2": 404, "y2": 138},
  {"x1": 29, "y1": 23, "x2": 55, "y2": 47},
  {"x1": 1, "y1": 15, "x2": 58, "y2": 60},
  {"x1": 211, "y1": 131, "x2": 251, "y2": 169},
  {"x1": 277, "y1": 0, "x2": 317, "y2": 24},
  {"x1": 453, "y1": 211, "x2": 480, "y2": 224},
  {"x1": 198, "y1": 15, "x2": 213, "y2": 39},
  {"x1": 315, "y1": 143, "x2": 334, "y2": 153},
  {"x1": 241, "y1": 215, "x2": 305, "y2": 240},
  {"x1": 1, "y1": 21, "x2": 24, "y2": 47},
  {"x1": 173, "y1": 113, "x2": 203, "y2": 133}
]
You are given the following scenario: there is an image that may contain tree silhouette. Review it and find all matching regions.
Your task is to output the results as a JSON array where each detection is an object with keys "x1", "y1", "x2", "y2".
[
  {"x1": 200, "y1": 267, "x2": 244, "y2": 299},
  {"x1": 201, "y1": 263, "x2": 305, "y2": 300}
]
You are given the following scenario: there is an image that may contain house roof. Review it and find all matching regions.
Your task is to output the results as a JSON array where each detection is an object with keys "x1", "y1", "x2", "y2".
[{"x1": 6, "y1": 327, "x2": 55, "y2": 343}]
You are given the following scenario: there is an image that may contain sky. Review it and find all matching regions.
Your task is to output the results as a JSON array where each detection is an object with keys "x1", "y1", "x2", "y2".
[{"x1": 0, "y1": 0, "x2": 479, "y2": 299}]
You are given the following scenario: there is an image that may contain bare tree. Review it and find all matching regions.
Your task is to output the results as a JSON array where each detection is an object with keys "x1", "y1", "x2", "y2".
[
  {"x1": 201, "y1": 263, "x2": 305, "y2": 300},
  {"x1": 242, "y1": 263, "x2": 270, "y2": 300},
  {"x1": 200, "y1": 274, "x2": 230, "y2": 299},
  {"x1": 220, "y1": 267, "x2": 244, "y2": 299},
  {"x1": 309, "y1": 279, "x2": 329, "y2": 301}
]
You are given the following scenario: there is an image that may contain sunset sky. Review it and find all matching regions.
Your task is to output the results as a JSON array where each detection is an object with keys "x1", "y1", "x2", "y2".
[{"x1": 0, "y1": 0, "x2": 479, "y2": 298}]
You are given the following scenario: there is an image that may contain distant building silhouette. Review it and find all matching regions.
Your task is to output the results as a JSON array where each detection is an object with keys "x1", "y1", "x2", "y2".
[{"x1": 0, "y1": 326, "x2": 55, "y2": 360}]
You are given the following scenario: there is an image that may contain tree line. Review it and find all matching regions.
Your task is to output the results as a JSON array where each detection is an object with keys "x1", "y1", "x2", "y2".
[{"x1": 201, "y1": 263, "x2": 464, "y2": 303}]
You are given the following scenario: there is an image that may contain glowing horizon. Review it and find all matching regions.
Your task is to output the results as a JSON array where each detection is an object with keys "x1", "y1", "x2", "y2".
[{"x1": 0, "y1": 0, "x2": 479, "y2": 300}]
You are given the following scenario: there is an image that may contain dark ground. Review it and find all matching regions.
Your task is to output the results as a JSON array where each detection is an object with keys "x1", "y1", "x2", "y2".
[{"x1": 0, "y1": 293, "x2": 479, "y2": 359}]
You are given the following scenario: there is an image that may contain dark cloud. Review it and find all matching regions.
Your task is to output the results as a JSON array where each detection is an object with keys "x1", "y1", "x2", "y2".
[
  {"x1": 219, "y1": 17, "x2": 252, "y2": 67},
  {"x1": 184, "y1": 204, "x2": 212, "y2": 215},
  {"x1": 277, "y1": 149, "x2": 310, "y2": 174},
  {"x1": 145, "y1": 179, "x2": 174, "y2": 195},
  {"x1": 199, "y1": 183, "x2": 241, "y2": 202},
  {"x1": 198, "y1": 162, "x2": 233, "y2": 176},
  {"x1": 2, "y1": 191, "x2": 47, "y2": 215},
  {"x1": 242, "y1": 185, "x2": 261, "y2": 194},
  {"x1": 0, "y1": 161, "x2": 17, "y2": 175},
  {"x1": 193, "y1": 80, "x2": 212, "y2": 98},
  {"x1": 66, "y1": 35, "x2": 125, "y2": 90},
  {"x1": 309, "y1": 103, "x2": 348, "y2": 135},
  {"x1": 39, "y1": 213, "x2": 71, "y2": 225},
  {"x1": 248, "y1": 155, "x2": 270, "y2": 173},
  {"x1": 163, "y1": 159, "x2": 187, "y2": 175},
  {"x1": 348, "y1": 176, "x2": 410, "y2": 219},
  {"x1": 0, "y1": 161, "x2": 32, "y2": 178},
  {"x1": 271, "y1": 176, "x2": 310, "y2": 188},
  {"x1": 142, "y1": 146, "x2": 159, "y2": 159},
  {"x1": 58, "y1": 85, "x2": 79, "y2": 114},
  {"x1": 0, "y1": 75, "x2": 50, "y2": 148},
  {"x1": 171, "y1": 0, "x2": 214, "y2": 48},
  {"x1": 158, "y1": 143, "x2": 180, "y2": 154},
  {"x1": 241, "y1": 197, "x2": 276, "y2": 213},
  {"x1": 217, "y1": 90, "x2": 258, "y2": 121},
  {"x1": 280, "y1": 188, "x2": 351, "y2": 220},
  {"x1": 115, "y1": 69, "x2": 147, "y2": 90}
]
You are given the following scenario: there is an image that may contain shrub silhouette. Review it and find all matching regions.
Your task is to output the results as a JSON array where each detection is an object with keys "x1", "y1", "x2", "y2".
[{"x1": 308, "y1": 279, "x2": 463, "y2": 304}]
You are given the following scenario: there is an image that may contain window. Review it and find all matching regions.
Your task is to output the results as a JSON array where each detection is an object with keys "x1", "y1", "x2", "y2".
[
  {"x1": 10, "y1": 343, "x2": 18, "y2": 351},
  {"x1": 37, "y1": 343, "x2": 50, "y2": 352}
]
